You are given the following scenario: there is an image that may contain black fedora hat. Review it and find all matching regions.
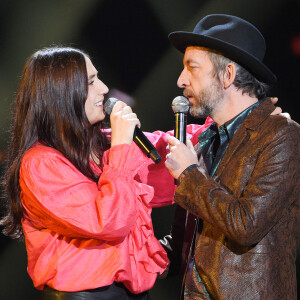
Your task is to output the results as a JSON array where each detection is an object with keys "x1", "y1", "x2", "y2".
[{"x1": 169, "y1": 14, "x2": 276, "y2": 85}]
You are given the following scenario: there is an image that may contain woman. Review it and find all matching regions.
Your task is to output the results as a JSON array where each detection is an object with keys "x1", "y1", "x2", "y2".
[{"x1": 0, "y1": 46, "x2": 174, "y2": 299}]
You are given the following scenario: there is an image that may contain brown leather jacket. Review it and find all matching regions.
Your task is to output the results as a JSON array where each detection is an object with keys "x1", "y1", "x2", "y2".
[{"x1": 162, "y1": 99, "x2": 300, "y2": 299}]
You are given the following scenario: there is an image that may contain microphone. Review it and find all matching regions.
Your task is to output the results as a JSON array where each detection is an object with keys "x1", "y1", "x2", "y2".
[
  {"x1": 172, "y1": 96, "x2": 189, "y2": 144},
  {"x1": 104, "y1": 97, "x2": 162, "y2": 164}
]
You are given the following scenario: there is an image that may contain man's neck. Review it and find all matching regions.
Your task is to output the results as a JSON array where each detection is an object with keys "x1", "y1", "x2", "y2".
[{"x1": 211, "y1": 92, "x2": 258, "y2": 126}]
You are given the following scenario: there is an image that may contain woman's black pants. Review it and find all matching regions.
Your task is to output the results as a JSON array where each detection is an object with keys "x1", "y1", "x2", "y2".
[{"x1": 40, "y1": 282, "x2": 150, "y2": 300}]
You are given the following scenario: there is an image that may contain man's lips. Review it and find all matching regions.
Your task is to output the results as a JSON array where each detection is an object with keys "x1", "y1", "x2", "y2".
[
  {"x1": 184, "y1": 91, "x2": 193, "y2": 99},
  {"x1": 184, "y1": 94, "x2": 194, "y2": 105}
]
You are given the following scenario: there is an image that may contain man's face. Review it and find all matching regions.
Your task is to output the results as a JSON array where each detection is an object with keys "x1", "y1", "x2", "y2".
[{"x1": 177, "y1": 46, "x2": 224, "y2": 118}]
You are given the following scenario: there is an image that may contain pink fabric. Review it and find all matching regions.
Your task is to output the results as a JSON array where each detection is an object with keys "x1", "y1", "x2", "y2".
[{"x1": 20, "y1": 119, "x2": 212, "y2": 293}]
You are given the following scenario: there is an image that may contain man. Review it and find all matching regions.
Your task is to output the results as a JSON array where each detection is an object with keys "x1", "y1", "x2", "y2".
[{"x1": 162, "y1": 14, "x2": 299, "y2": 299}]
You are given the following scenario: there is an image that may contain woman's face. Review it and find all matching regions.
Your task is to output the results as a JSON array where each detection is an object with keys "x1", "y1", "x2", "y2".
[{"x1": 85, "y1": 56, "x2": 109, "y2": 125}]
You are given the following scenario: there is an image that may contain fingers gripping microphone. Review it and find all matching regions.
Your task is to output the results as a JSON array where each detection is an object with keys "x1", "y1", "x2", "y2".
[
  {"x1": 172, "y1": 96, "x2": 189, "y2": 144},
  {"x1": 104, "y1": 98, "x2": 162, "y2": 164}
]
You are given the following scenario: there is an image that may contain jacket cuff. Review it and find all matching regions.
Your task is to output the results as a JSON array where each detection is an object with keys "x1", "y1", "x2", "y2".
[{"x1": 178, "y1": 164, "x2": 199, "y2": 183}]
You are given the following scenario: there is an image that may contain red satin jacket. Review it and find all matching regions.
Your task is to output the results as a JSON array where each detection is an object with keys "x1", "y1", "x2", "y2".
[{"x1": 19, "y1": 121, "x2": 212, "y2": 294}]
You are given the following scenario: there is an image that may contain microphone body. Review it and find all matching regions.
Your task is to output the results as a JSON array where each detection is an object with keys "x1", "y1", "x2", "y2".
[
  {"x1": 172, "y1": 96, "x2": 189, "y2": 144},
  {"x1": 133, "y1": 126, "x2": 162, "y2": 163},
  {"x1": 174, "y1": 112, "x2": 187, "y2": 144},
  {"x1": 104, "y1": 98, "x2": 162, "y2": 164}
]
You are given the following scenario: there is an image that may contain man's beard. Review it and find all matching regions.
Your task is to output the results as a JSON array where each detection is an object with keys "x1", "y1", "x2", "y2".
[{"x1": 189, "y1": 78, "x2": 224, "y2": 118}]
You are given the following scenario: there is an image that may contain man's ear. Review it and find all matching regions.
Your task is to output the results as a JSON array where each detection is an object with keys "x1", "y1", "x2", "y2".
[{"x1": 223, "y1": 63, "x2": 236, "y2": 89}]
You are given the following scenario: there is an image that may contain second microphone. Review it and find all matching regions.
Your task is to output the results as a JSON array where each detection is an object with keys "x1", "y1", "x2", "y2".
[{"x1": 104, "y1": 97, "x2": 162, "y2": 164}]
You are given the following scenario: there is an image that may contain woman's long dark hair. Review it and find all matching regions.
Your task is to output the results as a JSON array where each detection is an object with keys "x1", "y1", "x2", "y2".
[{"x1": 0, "y1": 46, "x2": 110, "y2": 239}]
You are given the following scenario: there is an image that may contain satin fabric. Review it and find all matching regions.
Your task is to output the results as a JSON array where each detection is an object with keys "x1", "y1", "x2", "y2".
[{"x1": 19, "y1": 121, "x2": 213, "y2": 294}]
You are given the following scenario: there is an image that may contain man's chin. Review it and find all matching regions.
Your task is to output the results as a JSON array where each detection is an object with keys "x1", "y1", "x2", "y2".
[{"x1": 190, "y1": 108, "x2": 208, "y2": 119}]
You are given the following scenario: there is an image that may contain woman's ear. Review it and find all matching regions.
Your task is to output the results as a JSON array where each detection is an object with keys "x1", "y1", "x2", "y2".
[{"x1": 223, "y1": 63, "x2": 236, "y2": 89}]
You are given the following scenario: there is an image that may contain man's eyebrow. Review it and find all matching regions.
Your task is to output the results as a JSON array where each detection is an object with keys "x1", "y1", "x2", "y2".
[{"x1": 185, "y1": 59, "x2": 200, "y2": 65}]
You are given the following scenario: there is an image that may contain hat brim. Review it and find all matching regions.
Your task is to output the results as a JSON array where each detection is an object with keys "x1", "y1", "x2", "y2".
[{"x1": 169, "y1": 31, "x2": 277, "y2": 85}]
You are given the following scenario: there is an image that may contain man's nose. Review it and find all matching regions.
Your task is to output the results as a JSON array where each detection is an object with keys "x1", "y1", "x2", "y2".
[{"x1": 177, "y1": 69, "x2": 189, "y2": 88}]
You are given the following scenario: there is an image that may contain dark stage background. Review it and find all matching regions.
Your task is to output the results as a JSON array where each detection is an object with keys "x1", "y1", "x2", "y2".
[{"x1": 0, "y1": 1, "x2": 299, "y2": 299}]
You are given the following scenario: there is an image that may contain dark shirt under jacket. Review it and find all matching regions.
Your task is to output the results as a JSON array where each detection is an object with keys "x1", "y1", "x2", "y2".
[{"x1": 200, "y1": 100, "x2": 261, "y2": 177}]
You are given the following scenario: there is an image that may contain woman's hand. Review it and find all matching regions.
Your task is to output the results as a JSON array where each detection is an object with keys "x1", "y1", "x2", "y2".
[
  {"x1": 268, "y1": 97, "x2": 291, "y2": 119},
  {"x1": 110, "y1": 101, "x2": 141, "y2": 147}
]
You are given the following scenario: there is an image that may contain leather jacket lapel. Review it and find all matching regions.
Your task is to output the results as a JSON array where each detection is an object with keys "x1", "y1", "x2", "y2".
[{"x1": 215, "y1": 99, "x2": 275, "y2": 178}]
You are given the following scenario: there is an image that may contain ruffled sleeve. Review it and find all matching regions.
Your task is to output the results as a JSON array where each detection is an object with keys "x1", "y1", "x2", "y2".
[
  {"x1": 102, "y1": 143, "x2": 169, "y2": 293},
  {"x1": 20, "y1": 143, "x2": 148, "y2": 241}
]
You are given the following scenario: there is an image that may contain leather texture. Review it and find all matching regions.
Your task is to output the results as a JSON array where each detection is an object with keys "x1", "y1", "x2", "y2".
[{"x1": 166, "y1": 99, "x2": 300, "y2": 299}]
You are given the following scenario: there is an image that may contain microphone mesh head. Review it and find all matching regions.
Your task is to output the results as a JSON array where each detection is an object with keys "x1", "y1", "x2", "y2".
[
  {"x1": 104, "y1": 97, "x2": 119, "y2": 115},
  {"x1": 172, "y1": 96, "x2": 190, "y2": 113}
]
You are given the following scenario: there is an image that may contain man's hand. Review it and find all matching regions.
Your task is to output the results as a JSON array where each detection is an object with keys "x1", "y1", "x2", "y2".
[
  {"x1": 268, "y1": 97, "x2": 291, "y2": 119},
  {"x1": 165, "y1": 136, "x2": 198, "y2": 179}
]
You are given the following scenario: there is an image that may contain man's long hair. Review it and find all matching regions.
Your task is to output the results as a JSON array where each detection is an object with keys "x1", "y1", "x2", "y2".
[
  {"x1": 0, "y1": 46, "x2": 110, "y2": 239},
  {"x1": 207, "y1": 50, "x2": 270, "y2": 99}
]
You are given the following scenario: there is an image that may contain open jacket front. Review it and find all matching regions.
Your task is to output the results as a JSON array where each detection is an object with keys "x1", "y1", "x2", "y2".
[{"x1": 163, "y1": 99, "x2": 300, "y2": 300}]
